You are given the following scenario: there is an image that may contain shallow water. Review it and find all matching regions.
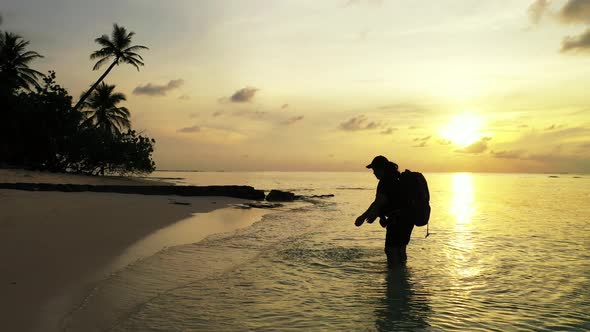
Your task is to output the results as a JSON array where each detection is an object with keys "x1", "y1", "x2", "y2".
[{"x1": 63, "y1": 172, "x2": 590, "y2": 331}]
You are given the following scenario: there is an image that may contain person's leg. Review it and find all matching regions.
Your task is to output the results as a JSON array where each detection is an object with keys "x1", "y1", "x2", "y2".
[
  {"x1": 400, "y1": 245, "x2": 407, "y2": 262},
  {"x1": 399, "y1": 220, "x2": 413, "y2": 262},
  {"x1": 384, "y1": 246, "x2": 402, "y2": 267},
  {"x1": 384, "y1": 225, "x2": 400, "y2": 267},
  {"x1": 385, "y1": 220, "x2": 413, "y2": 267}
]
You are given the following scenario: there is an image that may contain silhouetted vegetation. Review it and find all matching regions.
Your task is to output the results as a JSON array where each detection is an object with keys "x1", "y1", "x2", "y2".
[
  {"x1": 73, "y1": 24, "x2": 148, "y2": 112},
  {"x1": 0, "y1": 25, "x2": 155, "y2": 175}
]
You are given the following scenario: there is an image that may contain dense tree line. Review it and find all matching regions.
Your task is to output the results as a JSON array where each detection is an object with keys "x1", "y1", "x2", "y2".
[{"x1": 0, "y1": 23, "x2": 155, "y2": 175}]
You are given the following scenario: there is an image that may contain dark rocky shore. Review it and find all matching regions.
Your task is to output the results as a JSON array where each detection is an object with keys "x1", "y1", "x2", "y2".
[
  {"x1": 0, "y1": 182, "x2": 266, "y2": 200},
  {"x1": 0, "y1": 183, "x2": 336, "y2": 203}
]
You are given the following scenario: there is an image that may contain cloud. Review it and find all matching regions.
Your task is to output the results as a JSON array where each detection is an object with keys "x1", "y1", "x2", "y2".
[
  {"x1": 229, "y1": 87, "x2": 258, "y2": 103},
  {"x1": 455, "y1": 137, "x2": 492, "y2": 154},
  {"x1": 365, "y1": 122, "x2": 380, "y2": 129},
  {"x1": 133, "y1": 79, "x2": 184, "y2": 96},
  {"x1": 412, "y1": 135, "x2": 431, "y2": 148},
  {"x1": 509, "y1": 126, "x2": 590, "y2": 151},
  {"x1": 528, "y1": 1, "x2": 590, "y2": 52},
  {"x1": 281, "y1": 103, "x2": 289, "y2": 110},
  {"x1": 339, "y1": 115, "x2": 381, "y2": 131},
  {"x1": 283, "y1": 115, "x2": 304, "y2": 125},
  {"x1": 177, "y1": 125, "x2": 200, "y2": 133},
  {"x1": 380, "y1": 127, "x2": 397, "y2": 135},
  {"x1": 413, "y1": 135, "x2": 431, "y2": 142},
  {"x1": 232, "y1": 109, "x2": 267, "y2": 120},
  {"x1": 437, "y1": 139, "x2": 453, "y2": 145},
  {"x1": 528, "y1": 0, "x2": 590, "y2": 24},
  {"x1": 559, "y1": 0, "x2": 590, "y2": 24},
  {"x1": 544, "y1": 124, "x2": 565, "y2": 130},
  {"x1": 491, "y1": 150, "x2": 526, "y2": 159},
  {"x1": 377, "y1": 103, "x2": 432, "y2": 115},
  {"x1": 413, "y1": 141, "x2": 428, "y2": 148},
  {"x1": 178, "y1": 94, "x2": 190, "y2": 100},
  {"x1": 561, "y1": 28, "x2": 590, "y2": 52},
  {"x1": 212, "y1": 110, "x2": 224, "y2": 117},
  {"x1": 538, "y1": 126, "x2": 590, "y2": 139},
  {"x1": 528, "y1": 0, "x2": 550, "y2": 24}
]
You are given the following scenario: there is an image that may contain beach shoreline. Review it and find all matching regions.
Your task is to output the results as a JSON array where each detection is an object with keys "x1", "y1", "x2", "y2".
[
  {"x1": 0, "y1": 169, "x2": 272, "y2": 332},
  {"x1": 0, "y1": 168, "x2": 167, "y2": 186}
]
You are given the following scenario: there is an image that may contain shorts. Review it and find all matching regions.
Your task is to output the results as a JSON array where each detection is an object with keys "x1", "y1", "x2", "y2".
[{"x1": 385, "y1": 218, "x2": 414, "y2": 247}]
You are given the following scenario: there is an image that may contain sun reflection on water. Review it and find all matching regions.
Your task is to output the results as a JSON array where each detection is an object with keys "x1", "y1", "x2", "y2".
[
  {"x1": 449, "y1": 173, "x2": 480, "y2": 280},
  {"x1": 451, "y1": 173, "x2": 475, "y2": 226}
]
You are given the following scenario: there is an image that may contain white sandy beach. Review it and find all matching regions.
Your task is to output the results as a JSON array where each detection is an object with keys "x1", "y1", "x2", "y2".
[{"x1": 0, "y1": 169, "x2": 268, "y2": 332}]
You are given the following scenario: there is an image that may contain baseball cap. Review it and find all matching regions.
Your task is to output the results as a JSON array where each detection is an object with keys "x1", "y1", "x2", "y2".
[{"x1": 366, "y1": 155, "x2": 389, "y2": 169}]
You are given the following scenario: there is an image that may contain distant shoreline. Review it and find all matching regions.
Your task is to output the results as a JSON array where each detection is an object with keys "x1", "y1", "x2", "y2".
[{"x1": 152, "y1": 169, "x2": 588, "y2": 177}]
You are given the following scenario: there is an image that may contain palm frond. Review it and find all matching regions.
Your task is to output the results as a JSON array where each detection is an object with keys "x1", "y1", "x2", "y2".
[
  {"x1": 90, "y1": 48, "x2": 114, "y2": 60},
  {"x1": 82, "y1": 82, "x2": 131, "y2": 136},
  {"x1": 94, "y1": 35, "x2": 115, "y2": 49},
  {"x1": 123, "y1": 57, "x2": 143, "y2": 71},
  {"x1": 92, "y1": 56, "x2": 113, "y2": 70},
  {"x1": 122, "y1": 51, "x2": 144, "y2": 61},
  {"x1": 116, "y1": 108, "x2": 131, "y2": 118},
  {"x1": 18, "y1": 66, "x2": 44, "y2": 78},
  {"x1": 109, "y1": 92, "x2": 126, "y2": 102},
  {"x1": 112, "y1": 24, "x2": 129, "y2": 48},
  {"x1": 111, "y1": 116, "x2": 131, "y2": 130},
  {"x1": 19, "y1": 50, "x2": 43, "y2": 61},
  {"x1": 0, "y1": 33, "x2": 44, "y2": 91},
  {"x1": 123, "y1": 45, "x2": 148, "y2": 53}
]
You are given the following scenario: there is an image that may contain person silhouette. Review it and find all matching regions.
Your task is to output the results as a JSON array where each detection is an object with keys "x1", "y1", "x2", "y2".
[{"x1": 355, "y1": 155, "x2": 415, "y2": 267}]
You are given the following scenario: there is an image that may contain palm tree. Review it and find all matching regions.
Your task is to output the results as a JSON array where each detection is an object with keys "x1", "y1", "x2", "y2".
[
  {"x1": 73, "y1": 24, "x2": 148, "y2": 111},
  {"x1": 81, "y1": 82, "x2": 131, "y2": 137},
  {"x1": 0, "y1": 32, "x2": 44, "y2": 91}
]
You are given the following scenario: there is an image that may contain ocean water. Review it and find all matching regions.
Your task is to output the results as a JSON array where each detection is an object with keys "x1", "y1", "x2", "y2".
[{"x1": 62, "y1": 172, "x2": 590, "y2": 331}]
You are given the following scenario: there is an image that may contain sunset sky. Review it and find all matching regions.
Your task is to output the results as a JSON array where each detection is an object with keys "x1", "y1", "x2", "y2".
[{"x1": 2, "y1": 0, "x2": 590, "y2": 172}]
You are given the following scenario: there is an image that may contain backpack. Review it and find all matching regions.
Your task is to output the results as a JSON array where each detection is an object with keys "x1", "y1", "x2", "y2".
[{"x1": 399, "y1": 169, "x2": 431, "y2": 227}]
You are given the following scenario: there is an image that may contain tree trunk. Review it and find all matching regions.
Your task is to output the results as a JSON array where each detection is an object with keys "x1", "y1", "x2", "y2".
[{"x1": 72, "y1": 59, "x2": 118, "y2": 112}]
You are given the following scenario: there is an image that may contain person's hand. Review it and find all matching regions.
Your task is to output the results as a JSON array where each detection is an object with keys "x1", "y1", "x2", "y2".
[
  {"x1": 379, "y1": 216, "x2": 389, "y2": 228},
  {"x1": 366, "y1": 215, "x2": 377, "y2": 224},
  {"x1": 355, "y1": 215, "x2": 366, "y2": 227}
]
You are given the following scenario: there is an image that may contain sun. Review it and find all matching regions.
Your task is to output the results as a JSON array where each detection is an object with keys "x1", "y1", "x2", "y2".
[{"x1": 439, "y1": 113, "x2": 483, "y2": 147}]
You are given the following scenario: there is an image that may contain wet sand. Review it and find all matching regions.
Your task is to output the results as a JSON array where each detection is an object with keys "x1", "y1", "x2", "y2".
[{"x1": 0, "y1": 170, "x2": 268, "y2": 331}]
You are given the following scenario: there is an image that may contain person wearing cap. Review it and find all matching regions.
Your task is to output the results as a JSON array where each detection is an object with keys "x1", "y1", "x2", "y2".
[{"x1": 355, "y1": 155, "x2": 414, "y2": 267}]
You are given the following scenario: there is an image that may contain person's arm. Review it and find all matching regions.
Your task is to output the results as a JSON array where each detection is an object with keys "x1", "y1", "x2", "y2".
[{"x1": 355, "y1": 193, "x2": 387, "y2": 227}]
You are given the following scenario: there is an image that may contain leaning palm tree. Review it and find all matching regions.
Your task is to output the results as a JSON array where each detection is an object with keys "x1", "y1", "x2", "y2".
[
  {"x1": 81, "y1": 82, "x2": 131, "y2": 137},
  {"x1": 73, "y1": 24, "x2": 148, "y2": 111},
  {"x1": 0, "y1": 32, "x2": 44, "y2": 91}
]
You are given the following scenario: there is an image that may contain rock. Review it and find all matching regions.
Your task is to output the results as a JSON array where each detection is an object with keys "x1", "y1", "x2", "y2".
[
  {"x1": 307, "y1": 194, "x2": 335, "y2": 198},
  {"x1": 240, "y1": 202, "x2": 284, "y2": 209},
  {"x1": 170, "y1": 200, "x2": 191, "y2": 206},
  {"x1": 266, "y1": 189, "x2": 296, "y2": 202}
]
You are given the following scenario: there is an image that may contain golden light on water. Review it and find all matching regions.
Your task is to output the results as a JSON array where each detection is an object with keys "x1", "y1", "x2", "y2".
[
  {"x1": 451, "y1": 173, "x2": 475, "y2": 225},
  {"x1": 439, "y1": 113, "x2": 484, "y2": 147},
  {"x1": 449, "y1": 173, "x2": 481, "y2": 281}
]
